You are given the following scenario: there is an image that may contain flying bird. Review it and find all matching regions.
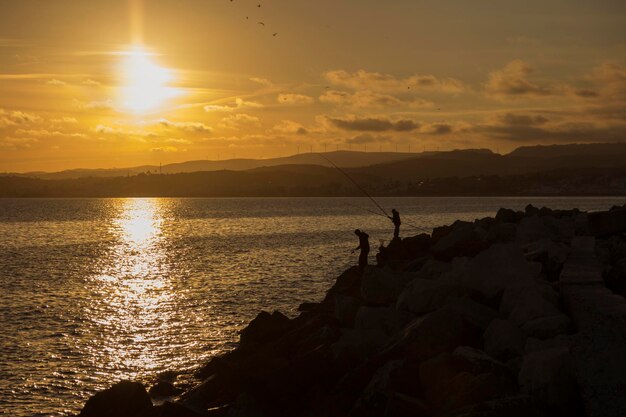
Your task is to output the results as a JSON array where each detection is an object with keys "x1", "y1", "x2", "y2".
[
  {"x1": 273, "y1": 33, "x2": 278, "y2": 37},
  {"x1": 258, "y1": 21, "x2": 265, "y2": 26}
]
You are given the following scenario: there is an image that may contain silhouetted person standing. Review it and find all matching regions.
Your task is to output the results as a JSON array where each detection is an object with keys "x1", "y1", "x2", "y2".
[
  {"x1": 353, "y1": 229, "x2": 370, "y2": 272},
  {"x1": 388, "y1": 209, "x2": 401, "y2": 239}
]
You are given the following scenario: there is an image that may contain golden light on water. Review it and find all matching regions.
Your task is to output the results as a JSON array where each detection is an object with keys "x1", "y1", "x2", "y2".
[{"x1": 89, "y1": 198, "x2": 173, "y2": 378}]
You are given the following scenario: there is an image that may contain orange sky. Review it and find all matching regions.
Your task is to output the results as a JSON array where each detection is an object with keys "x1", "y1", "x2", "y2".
[{"x1": 0, "y1": 0, "x2": 625, "y2": 172}]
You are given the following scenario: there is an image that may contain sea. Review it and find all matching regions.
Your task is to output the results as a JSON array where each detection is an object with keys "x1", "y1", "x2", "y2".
[{"x1": 2, "y1": 196, "x2": 626, "y2": 416}]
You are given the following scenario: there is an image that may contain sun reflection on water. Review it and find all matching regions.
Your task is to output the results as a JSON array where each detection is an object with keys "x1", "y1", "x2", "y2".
[{"x1": 86, "y1": 198, "x2": 175, "y2": 381}]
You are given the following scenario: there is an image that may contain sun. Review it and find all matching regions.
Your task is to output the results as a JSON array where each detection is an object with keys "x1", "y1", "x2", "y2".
[{"x1": 119, "y1": 46, "x2": 179, "y2": 113}]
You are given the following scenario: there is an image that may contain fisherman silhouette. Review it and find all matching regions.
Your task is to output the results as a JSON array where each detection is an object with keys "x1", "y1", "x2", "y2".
[
  {"x1": 388, "y1": 209, "x2": 401, "y2": 239},
  {"x1": 353, "y1": 229, "x2": 370, "y2": 272}
]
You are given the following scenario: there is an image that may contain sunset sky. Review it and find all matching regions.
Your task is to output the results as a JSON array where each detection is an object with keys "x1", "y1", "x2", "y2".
[{"x1": 0, "y1": 0, "x2": 625, "y2": 172}]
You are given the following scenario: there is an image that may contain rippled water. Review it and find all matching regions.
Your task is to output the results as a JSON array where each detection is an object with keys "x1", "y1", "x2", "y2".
[{"x1": 2, "y1": 196, "x2": 626, "y2": 416}]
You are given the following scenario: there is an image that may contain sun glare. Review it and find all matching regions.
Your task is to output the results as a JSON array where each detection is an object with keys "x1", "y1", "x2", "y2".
[{"x1": 120, "y1": 46, "x2": 179, "y2": 113}]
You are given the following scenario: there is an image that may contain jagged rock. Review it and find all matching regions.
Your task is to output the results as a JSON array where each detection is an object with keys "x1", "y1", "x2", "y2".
[
  {"x1": 605, "y1": 257, "x2": 626, "y2": 297},
  {"x1": 414, "y1": 258, "x2": 452, "y2": 280},
  {"x1": 451, "y1": 394, "x2": 551, "y2": 417},
  {"x1": 452, "y1": 346, "x2": 513, "y2": 377},
  {"x1": 153, "y1": 401, "x2": 207, "y2": 417},
  {"x1": 483, "y1": 319, "x2": 525, "y2": 361},
  {"x1": 445, "y1": 297, "x2": 499, "y2": 331},
  {"x1": 79, "y1": 380, "x2": 152, "y2": 417},
  {"x1": 523, "y1": 238, "x2": 570, "y2": 282},
  {"x1": 360, "y1": 268, "x2": 411, "y2": 305},
  {"x1": 500, "y1": 284, "x2": 561, "y2": 327},
  {"x1": 149, "y1": 381, "x2": 183, "y2": 398},
  {"x1": 334, "y1": 294, "x2": 361, "y2": 326},
  {"x1": 516, "y1": 215, "x2": 574, "y2": 245},
  {"x1": 400, "y1": 233, "x2": 431, "y2": 258},
  {"x1": 588, "y1": 206, "x2": 626, "y2": 236},
  {"x1": 495, "y1": 208, "x2": 520, "y2": 224},
  {"x1": 240, "y1": 311, "x2": 292, "y2": 347},
  {"x1": 332, "y1": 327, "x2": 390, "y2": 362},
  {"x1": 458, "y1": 243, "x2": 540, "y2": 299},
  {"x1": 396, "y1": 278, "x2": 471, "y2": 315},
  {"x1": 521, "y1": 314, "x2": 570, "y2": 339},
  {"x1": 439, "y1": 257, "x2": 471, "y2": 282},
  {"x1": 354, "y1": 306, "x2": 407, "y2": 338},
  {"x1": 432, "y1": 221, "x2": 476, "y2": 253},
  {"x1": 524, "y1": 335, "x2": 570, "y2": 354},
  {"x1": 518, "y1": 346, "x2": 579, "y2": 412},
  {"x1": 485, "y1": 222, "x2": 517, "y2": 243}
]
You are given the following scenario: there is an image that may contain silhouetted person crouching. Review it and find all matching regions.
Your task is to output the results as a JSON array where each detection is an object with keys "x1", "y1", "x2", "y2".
[
  {"x1": 353, "y1": 229, "x2": 370, "y2": 272},
  {"x1": 388, "y1": 209, "x2": 401, "y2": 239}
]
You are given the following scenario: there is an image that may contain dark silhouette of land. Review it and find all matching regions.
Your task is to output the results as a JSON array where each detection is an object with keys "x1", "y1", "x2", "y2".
[{"x1": 2, "y1": 143, "x2": 626, "y2": 197}]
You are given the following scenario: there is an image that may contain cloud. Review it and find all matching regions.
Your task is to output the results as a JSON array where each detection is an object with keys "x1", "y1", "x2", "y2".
[
  {"x1": 46, "y1": 79, "x2": 66, "y2": 86},
  {"x1": 82, "y1": 79, "x2": 101, "y2": 87},
  {"x1": 477, "y1": 111, "x2": 626, "y2": 142},
  {"x1": 157, "y1": 118, "x2": 213, "y2": 133},
  {"x1": 0, "y1": 109, "x2": 40, "y2": 128},
  {"x1": 327, "y1": 116, "x2": 420, "y2": 132},
  {"x1": 219, "y1": 113, "x2": 261, "y2": 130},
  {"x1": 51, "y1": 117, "x2": 78, "y2": 124},
  {"x1": 0, "y1": 136, "x2": 39, "y2": 150},
  {"x1": 419, "y1": 123, "x2": 454, "y2": 135},
  {"x1": 14, "y1": 128, "x2": 86, "y2": 139},
  {"x1": 250, "y1": 77, "x2": 273, "y2": 87},
  {"x1": 319, "y1": 89, "x2": 434, "y2": 109},
  {"x1": 74, "y1": 99, "x2": 115, "y2": 111},
  {"x1": 277, "y1": 93, "x2": 315, "y2": 105},
  {"x1": 204, "y1": 97, "x2": 264, "y2": 112},
  {"x1": 323, "y1": 69, "x2": 465, "y2": 93},
  {"x1": 150, "y1": 146, "x2": 179, "y2": 153},
  {"x1": 272, "y1": 120, "x2": 308, "y2": 135},
  {"x1": 485, "y1": 60, "x2": 552, "y2": 98}
]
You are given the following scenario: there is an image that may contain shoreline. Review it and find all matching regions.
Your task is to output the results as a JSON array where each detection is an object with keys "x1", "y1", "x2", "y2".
[{"x1": 75, "y1": 204, "x2": 626, "y2": 416}]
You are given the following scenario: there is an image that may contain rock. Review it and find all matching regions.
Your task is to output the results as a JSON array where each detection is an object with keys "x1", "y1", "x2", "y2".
[
  {"x1": 333, "y1": 294, "x2": 361, "y2": 326},
  {"x1": 605, "y1": 257, "x2": 626, "y2": 297},
  {"x1": 360, "y1": 268, "x2": 411, "y2": 305},
  {"x1": 452, "y1": 346, "x2": 513, "y2": 377},
  {"x1": 524, "y1": 335, "x2": 570, "y2": 354},
  {"x1": 485, "y1": 222, "x2": 517, "y2": 243},
  {"x1": 354, "y1": 306, "x2": 407, "y2": 337},
  {"x1": 240, "y1": 311, "x2": 292, "y2": 347},
  {"x1": 516, "y1": 215, "x2": 574, "y2": 245},
  {"x1": 495, "y1": 208, "x2": 520, "y2": 224},
  {"x1": 153, "y1": 401, "x2": 208, "y2": 417},
  {"x1": 518, "y1": 347, "x2": 579, "y2": 412},
  {"x1": 332, "y1": 327, "x2": 390, "y2": 362},
  {"x1": 523, "y1": 238, "x2": 570, "y2": 282},
  {"x1": 459, "y1": 243, "x2": 540, "y2": 299},
  {"x1": 521, "y1": 314, "x2": 570, "y2": 339},
  {"x1": 483, "y1": 319, "x2": 525, "y2": 361},
  {"x1": 149, "y1": 381, "x2": 183, "y2": 398},
  {"x1": 588, "y1": 207, "x2": 626, "y2": 237},
  {"x1": 396, "y1": 278, "x2": 471, "y2": 315},
  {"x1": 432, "y1": 221, "x2": 476, "y2": 253},
  {"x1": 413, "y1": 258, "x2": 452, "y2": 280},
  {"x1": 500, "y1": 284, "x2": 562, "y2": 327},
  {"x1": 401, "y1": 233, "x2": 431, "y2": 258},
  {"x1": 79, "y1": 380, "x2": 152, "y2": 417},
  {"x1": 451, "y1": 394, "x2": 551, "y2": 417},
  {"x1": 445, "y1": 297, "x2": 500, "y2": 331}
]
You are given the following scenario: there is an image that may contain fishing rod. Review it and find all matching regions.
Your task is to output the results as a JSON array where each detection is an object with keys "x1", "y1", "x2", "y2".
[
  {"x1": 317, "y1": 153, "x2": 390, "y2": 217},
  {"x1": 318, "y1": 153, "x2": 433, "y2": 234}
]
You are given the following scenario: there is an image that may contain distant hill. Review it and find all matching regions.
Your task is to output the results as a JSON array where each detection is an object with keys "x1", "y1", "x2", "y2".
[
  {"x1": 17, "y1": 151, "x2": 423, "y2": 180},
  {"x1": 507, "y1": 142, "x2": 626, "y2": 158}
]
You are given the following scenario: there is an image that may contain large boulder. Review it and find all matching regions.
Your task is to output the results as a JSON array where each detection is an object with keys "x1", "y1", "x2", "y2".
[
  {"x1": 354, "y1": 306, "x2": 408, "y2": 338},
  {"x1": 500, "y1": 284, "x2": 562, "y2": 328},
  {"x1": 458, "y1": 243, "x2": 541, "y2": 299},
  {"x1": 239, "y1": 311, "x2": 292, "y2": 347},
  {"x1": 518, "y1": 347, "x2": 580, "y2": 412},
  {"x1": 79, "y1": 380, "x2": 152, "y2": 417},
  {"x1": 516, "y1": 215, "x2": 574, "y2": 245},
  {"x1": 483, "y1": 319, "x2": 525, "y2": 361},
  {"x1": 432, "y1": 221, "x2": 476, "y2": 253},
  {"x1": 485, "y1": 222, "x2": 517, "y2": 244},
  {"x1": 396, "y1": 278, "x2": 471, "y2": 316},
  {"x1": 333, "y1": 294, "x2": 361, "y2": 326},
  {"x1": 360, "y1": 268, "x2": 411, "y2": 305},
  {"x1": 520, "y1": 314, "x2": 570, "y2": 340}
]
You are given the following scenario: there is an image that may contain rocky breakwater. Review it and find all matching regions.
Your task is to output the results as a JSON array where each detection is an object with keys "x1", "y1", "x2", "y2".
[{"x1": 76, "y1": 204, "x2": 626, "y2": 417}]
